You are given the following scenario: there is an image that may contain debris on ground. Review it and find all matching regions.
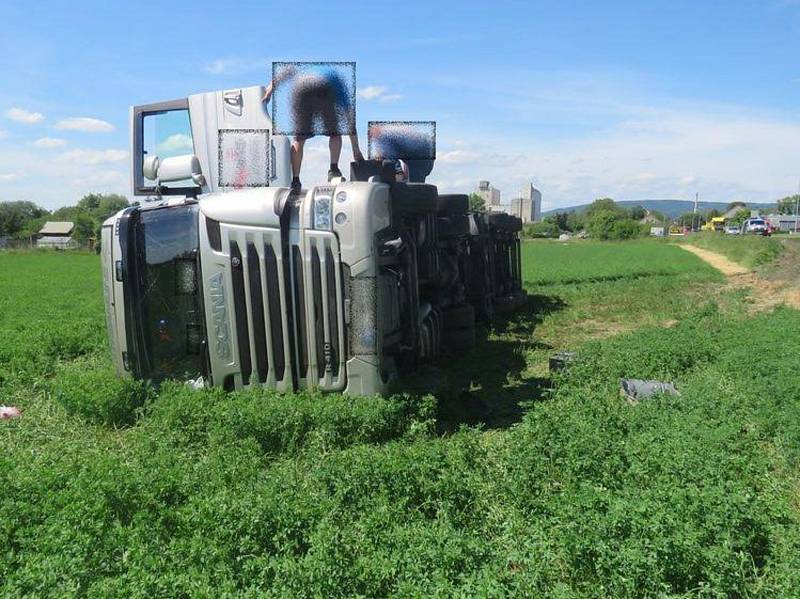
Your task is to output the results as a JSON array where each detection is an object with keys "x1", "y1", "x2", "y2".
[
  {"x1": 620, "y1": 379, "x2": 679, "y2": 404},
  {"x1": 549, "y1": 351, "x2": 577, "y2": 372},
  {"x1": 1, "y1": 406, "x2": 21, "y2": 420}
]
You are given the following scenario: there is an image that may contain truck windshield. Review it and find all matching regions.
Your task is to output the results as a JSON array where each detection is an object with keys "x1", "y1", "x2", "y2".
[{"x1": 132, "y1": 204, "x2": 206, "y2": 381}]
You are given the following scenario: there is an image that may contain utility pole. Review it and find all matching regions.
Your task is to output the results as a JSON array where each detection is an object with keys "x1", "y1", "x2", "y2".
[
  {"x1": 795, "y1": 180, "x2": 799, "y2": 234},
  {"x1": 693, "y1": 192, "x2": 699, "y2": 232}
]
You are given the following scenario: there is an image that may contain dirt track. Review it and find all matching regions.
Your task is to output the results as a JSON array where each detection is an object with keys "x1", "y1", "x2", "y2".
[
  {"x1": 680, "y1": 245, "x2": 750, "y2": 276},
  {"x1": 681, "y1": 243, "x2": 800, "y2": 310}
]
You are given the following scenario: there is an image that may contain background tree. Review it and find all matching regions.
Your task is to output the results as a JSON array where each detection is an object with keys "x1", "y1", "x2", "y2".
[
  {"x1": 90, "y1": 194, "x2": 129, "y2": 221},
  {"x1": 523, "y1": 221, "x2": 560, "y2": 238},
  {"x1": 586, "y1": 209, "x2": 623, "y2": 240},
  {"x1": 0, "y1": 201, "x2": 49, "y2": 237},
  {"x1": 628, "y1": 205, "x2": 647, "y2": 221},
  {"x1": 566, "y1": 211, "x2": 585, "y2": 232},
  {"x1": 468, "y1": 193, "x2": 486, "y2": 213},
  {"x1": 675, "y1": 212, "x2": 706, "y2": 228},
  {"x1": 729, "y1": 208, "x2": 751, "y2": 225},
  {"x1": 14, "y1": 215, "x2": 49, "y2": 241},
  {"x1": 777, "y1": 195, "x2": 799, "y2": 215},
  {"x1": 72, "y1": 213, "x2": 96, "y2": 244},
  {"x1": 550, "y1": 212, "x2": 570, "y2": 231},
  {"x1": 586, "y1": 197, "x2": 622, "y2": 218}
]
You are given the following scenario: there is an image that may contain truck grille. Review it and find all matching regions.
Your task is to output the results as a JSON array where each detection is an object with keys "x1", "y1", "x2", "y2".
[
  {"x1": 296, "y1": 231, "x2": 346, "y2": 391},
  {"x1": 222, "y1": 226, "x2": 345, "y2": 391},
  {"x1": 225, "y1": 226, "x2": 292, "y2": 389}
]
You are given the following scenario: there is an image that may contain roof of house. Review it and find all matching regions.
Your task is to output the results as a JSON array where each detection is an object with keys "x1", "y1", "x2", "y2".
[{"x1": 39, "y1": 221, "x2": 75, "y2": 235}]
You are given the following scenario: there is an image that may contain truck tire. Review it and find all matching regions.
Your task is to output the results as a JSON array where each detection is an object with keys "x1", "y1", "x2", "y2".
[
  {"x1": 443, "y1": 326, "x2": 476, "y2": 351},
  {"x1": 494, "y1": 295, "x2": 516, "y2": 314},
  {"x1": 488, "y1": 213, "x2": 513, "y2": 230},
  {"x1": 442, "y1": 304, "x2": 475, "y2": 330},
  {"x1": 390, "y1": 182, "x2": 438, "y2": 214},
  {"x1": 438, "y1": 214, "x2": 471, "y2": 238},
  {"x1": 437, "y1": 194, "x2": 469, "y2": 214}
]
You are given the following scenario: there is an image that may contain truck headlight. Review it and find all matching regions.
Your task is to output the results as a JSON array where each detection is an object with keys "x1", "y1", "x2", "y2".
[{"x1": 313, "y1": 194, "x2": 332, "y2": 230}]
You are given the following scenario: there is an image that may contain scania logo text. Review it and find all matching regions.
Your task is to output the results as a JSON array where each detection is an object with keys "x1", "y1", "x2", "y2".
[{"x1": 209, "y1": 272, "x2": 232, "y2": 362}]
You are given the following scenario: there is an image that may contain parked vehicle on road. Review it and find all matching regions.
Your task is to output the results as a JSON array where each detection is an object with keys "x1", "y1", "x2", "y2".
[{"x1": 742, "y1": 217, "x2": 768, "y2": 235}]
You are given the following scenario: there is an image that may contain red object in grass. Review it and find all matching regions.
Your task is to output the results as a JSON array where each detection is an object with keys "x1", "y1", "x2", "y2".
[{"x1": 0, "y1": 406, "x2": 21, "y2": 420}]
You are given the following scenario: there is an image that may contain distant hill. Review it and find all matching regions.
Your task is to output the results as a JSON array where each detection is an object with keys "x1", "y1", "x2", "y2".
[{"x1": 542, "y1": 199, "x2": 776, "y2": 220}]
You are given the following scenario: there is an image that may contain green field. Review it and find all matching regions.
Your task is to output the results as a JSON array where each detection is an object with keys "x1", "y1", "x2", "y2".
[{"x1": 2, "y1": 244, "x2": 800, "y2": 597}]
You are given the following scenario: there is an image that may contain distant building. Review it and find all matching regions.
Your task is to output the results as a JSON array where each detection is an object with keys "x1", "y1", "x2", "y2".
[
  {"x1": 765, "y1": 214, "x2": 800, "y2": 232},
  {"x1": 476, "y1": 180, "x2": 501, "y2": 207},
  {"x1": 509, "y1": 183, "x2": 542, "y2": 224},
  {"x1": 37, "y1": 221, "x2": 78, "y2": 249}
]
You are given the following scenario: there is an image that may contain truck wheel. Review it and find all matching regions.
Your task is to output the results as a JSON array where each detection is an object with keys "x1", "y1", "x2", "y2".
[
  {"x1": 442, "y1": 304, "x2": 475, "y2": 329},
  {"x1": 390, "y1": 182, "x2": 438, "y2": 214},
  {"x1": 494, "y1": 295, "x2": 516, "y2": 314},
  {"x1": 438, "y1": 214, "x2": 471, "y2": 238},
  {"x1": 443, "y1": 326, "x2": 476, "y2": 351},
  {"x1": 437, "y1": 194, "x2": 469, "y2": 214}
]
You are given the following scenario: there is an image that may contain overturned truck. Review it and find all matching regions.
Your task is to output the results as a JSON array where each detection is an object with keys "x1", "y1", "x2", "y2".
[{"x1": 101, "y1": 85, "x2": 526, "y2": 395}]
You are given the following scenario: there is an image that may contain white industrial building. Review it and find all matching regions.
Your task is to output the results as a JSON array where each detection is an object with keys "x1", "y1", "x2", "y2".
[
  {"x1": 509, "y1": 183, "x2": 542, "y2": 223},
  {"x1": 476, "y1": 180, "x2": 501, "y2": 207}
]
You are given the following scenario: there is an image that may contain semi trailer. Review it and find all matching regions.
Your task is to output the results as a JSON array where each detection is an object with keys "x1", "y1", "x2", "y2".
[{"x1": 101, "y1": 84, "x2": 526, "y2": 395}]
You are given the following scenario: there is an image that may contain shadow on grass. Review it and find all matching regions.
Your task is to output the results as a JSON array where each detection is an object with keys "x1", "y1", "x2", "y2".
[
  {"x1": 527, "y1": 269, "x2": 682, "y2": 287},
  {"x1": 395, "y1": 294, "x2": 566, "y2": 433}
]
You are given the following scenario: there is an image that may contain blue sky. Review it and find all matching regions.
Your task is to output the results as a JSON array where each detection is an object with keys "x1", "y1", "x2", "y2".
[{"x1": 1, "y1": 0, "x2": 800, "y2": 209}]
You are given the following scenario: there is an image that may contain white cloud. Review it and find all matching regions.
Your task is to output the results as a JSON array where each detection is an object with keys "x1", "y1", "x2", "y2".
[
  {"x1": 205, "y1": 58, "x2": 238, "y2": 75},
  {"x1": 358, "y1": 85, "x2": 403, "y2": 103},
  {"x1": 421, "y1": 68, "x2": 800, "y2": 208},
  {"x1": 6, "y1": 107, "x2": 44, "y2": 124},
  {"x1": 358, "y1": 86, "x2": 387, "y2": 100},
  {"x1": 156, "y1": 133, "x2": 193, "y2": 154},
  {"x1": 71, "y1": 170, "x2": 126, "y2": 187},
  {"x1": 56, "y1": 149, "x2": 127, "y2": 165},
  {"x1": 438, "y1": 149, "x2": 480, "y2": 163},
  {"x1": 0, "y1": 173, "x2": 21, "y2": 182},
  {"x1": 33, "y1": 137, "x2": 67, "y2": 148},
  {"x1": 55, "y1": 117, "x2": 115, "y2": 133},
  {"x1": 428, "y1": 103, "x2": 800, "y2": 209},
  {"x1": 0, "y1": 129, "x2": 7, "y2": 139}
]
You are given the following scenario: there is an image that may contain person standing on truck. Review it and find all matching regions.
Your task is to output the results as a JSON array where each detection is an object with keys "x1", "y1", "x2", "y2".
[
  {"x1": 262, "y1": 63, "x2": 364, "y2": 194},
  {"x1": 368, "y1": 121, "x2": 435, "y2": 183}
]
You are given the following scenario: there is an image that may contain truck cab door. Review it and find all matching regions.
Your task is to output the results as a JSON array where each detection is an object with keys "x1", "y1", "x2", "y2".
[{"x1": 131, "y1": 85, "x2": 291, "y2": 198}]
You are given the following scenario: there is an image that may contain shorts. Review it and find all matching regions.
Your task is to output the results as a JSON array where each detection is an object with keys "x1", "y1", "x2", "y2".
[{"x1": 291, "y1": 74, "x2": 352, "y2": 137}]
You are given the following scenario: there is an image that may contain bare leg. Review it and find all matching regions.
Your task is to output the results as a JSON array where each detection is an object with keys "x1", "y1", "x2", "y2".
[
  {"x1": 291, "y1": 137, "x2": 305, "y2": 178},
  {"x1": 329, "y1": 135, "x2": 342, "y2": 164},
  {"x1": 349, "y1": 133, "x2": 364, "y2": 162}
]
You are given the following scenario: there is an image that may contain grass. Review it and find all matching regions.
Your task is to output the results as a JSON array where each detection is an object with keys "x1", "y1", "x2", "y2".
[
  {"x1": 2, "y1": 245, "x2": 800, "y2": 597},
  {"x1": 678, "y1": 232, "x2": 784, "y2": 268}
]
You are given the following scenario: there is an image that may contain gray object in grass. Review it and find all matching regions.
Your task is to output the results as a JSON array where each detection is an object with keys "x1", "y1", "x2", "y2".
[
  {"x1": 549, "y1": 351, "x2": 578, "y2": 372},
  {"x1": 620, "y1": 378, "x2": 679, "y2": 403}
]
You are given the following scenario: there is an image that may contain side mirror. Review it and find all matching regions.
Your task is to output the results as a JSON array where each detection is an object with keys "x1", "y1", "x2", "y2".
[
  {"x1": 143, "y1": 154, "x2": 205, "y2": 188},
  {"x1": 143, "y1": 155, "x2": 159, "y2": 180}
]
